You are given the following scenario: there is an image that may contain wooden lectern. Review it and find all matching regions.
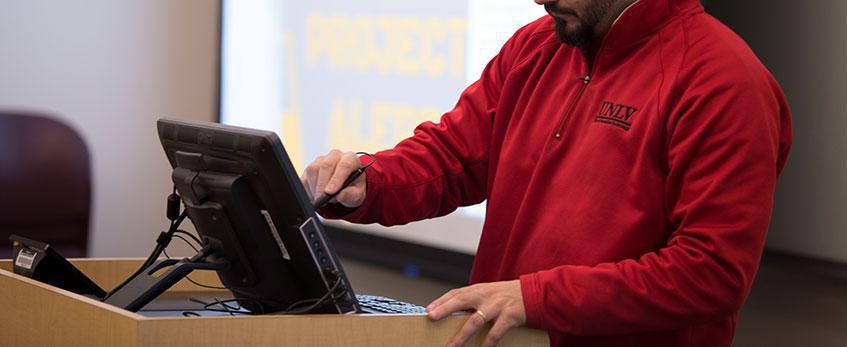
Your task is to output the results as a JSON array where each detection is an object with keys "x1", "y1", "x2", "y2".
[{"x1": 0, "y1": 258, "x2": 549, "y2": 346}]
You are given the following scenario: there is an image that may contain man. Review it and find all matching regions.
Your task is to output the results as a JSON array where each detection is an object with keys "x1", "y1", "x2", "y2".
[{"x1": 301, "y1": 0, "x2": 792, "y2": 346}]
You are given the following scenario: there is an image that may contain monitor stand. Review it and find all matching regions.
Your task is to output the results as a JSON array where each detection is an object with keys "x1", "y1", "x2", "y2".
[{"x1": 103, "y1": 250, "x2": 227, "y2": 312}]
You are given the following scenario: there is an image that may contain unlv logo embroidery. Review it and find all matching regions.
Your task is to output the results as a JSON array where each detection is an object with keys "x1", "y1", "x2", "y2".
[{"x1": 594, "y1": 101, "x2": 638, "y2": 131}]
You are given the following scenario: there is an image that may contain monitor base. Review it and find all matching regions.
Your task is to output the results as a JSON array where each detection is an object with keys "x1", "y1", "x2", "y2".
[{"x1": 102, "y1": 251, "x2": 227, "y2": 312}]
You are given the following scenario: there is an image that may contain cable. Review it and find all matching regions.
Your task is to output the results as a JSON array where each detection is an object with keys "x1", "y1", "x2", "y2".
[
  {"x1": 185, "y1": 275, "x2": 346, "y2": 316},
  {"x1": 169, "y1": 234, "x2": 226, "y2": 289},
  {"x1": 168, "y1": 229, "x2": 225, "y2": 290},
  {"x1": 185, "y1": 276, "x2": 227, "y2": 290},
  {"x1": 174, "y1": 229, "x2": 203, "y2": 248},
  {"x1": 106, "y1": 185, "x2": 352, "y2": 315},
  {"x1": 103, "y1": 210, "x2": 189, "y2": 300},
  {"x1": 212, "y1": 298, "x2": 263, "y2": 312},
  {"x1": 189, "y1": 297, "x2": 236, "y2": 316},
  {"x1": 191, "y1": 297, "x2": 265, "y2": 315},
  {"x1": 162, "y1": 239, "x2": 228, "y2": 291},
  {"x1": 213, "y1": 297, "x2": 235, "y2": 316},
  {"x1": 172, "y1": 234, "x2": 200, "y2": 253},
  {"x1": 153, "y1": 215, "x2": 226, "y2": 291},
  {"x1": 355, "y1": 152, "x2": 377, "y2": 169},
  {"x1": 284, "y1": 276, "x2": 344, "y2": 314},
  {"x1": 104, "y1": 187, "x2": 222, "y2": 302}
]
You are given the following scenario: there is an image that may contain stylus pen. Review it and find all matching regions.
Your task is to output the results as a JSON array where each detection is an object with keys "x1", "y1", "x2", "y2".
[{"x1": 312, "y1": 166, "x2": 366, "y2": 210}]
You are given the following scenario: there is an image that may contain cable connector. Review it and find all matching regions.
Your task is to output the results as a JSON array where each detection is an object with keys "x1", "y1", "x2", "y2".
[{"x1": 167, "y1": 192, "x2": 181, "y2": 221}]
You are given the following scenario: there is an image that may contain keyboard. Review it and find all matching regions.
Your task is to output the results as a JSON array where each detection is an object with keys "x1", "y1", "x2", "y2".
[{"x1": 356, "y1": 294, "x2": 427, "y2": 314}]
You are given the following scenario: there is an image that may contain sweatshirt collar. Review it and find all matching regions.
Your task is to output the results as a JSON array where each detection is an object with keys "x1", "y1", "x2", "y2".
[
  {"x1": 585, "y1": 0, "x2": 703, "y2": 73},
  {"x1": 610, "y1": 0, "x2": 642, "y2": 29},
  {"x1": 600, "y1": 0, "x2": 703, "y2": 50}
]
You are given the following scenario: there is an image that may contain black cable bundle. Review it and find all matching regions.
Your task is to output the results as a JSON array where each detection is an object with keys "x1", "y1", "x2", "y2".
[
  {"x1": 185, "y1": 275, "x2": 348, "y2": 316},
  {"x1": 103, "y1": 189, "x2": 189, "y2": 300},
  {"x1": 107, "y1": 187, "x2": 352, "y2": 316}
]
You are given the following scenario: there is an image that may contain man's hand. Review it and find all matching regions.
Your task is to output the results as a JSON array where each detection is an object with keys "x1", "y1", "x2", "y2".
[
  {"x1": 427, "y1": 280, "x2": 527, "y2": 347},
  {"x1": 300, "y1": 149, "x2": 366, "y2": 208}
]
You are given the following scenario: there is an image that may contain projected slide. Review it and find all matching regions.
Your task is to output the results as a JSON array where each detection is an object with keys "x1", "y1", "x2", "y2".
[{"x1": 221, "y1": 0, "x2": 544, "y2": 254}]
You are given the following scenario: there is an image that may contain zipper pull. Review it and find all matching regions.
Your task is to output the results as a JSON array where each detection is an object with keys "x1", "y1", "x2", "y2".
[{"x1": 578, "y1": 75, "x2": 591, "y2": 84}]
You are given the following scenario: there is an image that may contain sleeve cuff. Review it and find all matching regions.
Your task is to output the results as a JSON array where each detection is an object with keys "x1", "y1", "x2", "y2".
[{"x1": 520, "y1": 272, "x2": 549, "y2": 330}]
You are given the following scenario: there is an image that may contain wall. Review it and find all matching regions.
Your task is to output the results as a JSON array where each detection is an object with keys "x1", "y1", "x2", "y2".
[
  {"x1": 704, "y1": 1, "x2": 847, "y2": 262},
  {"x1": 0, "y1": 0, "x2": 219, "y2": 257},
  {"x1": 1, "y1": 0, "x2": 844, "y2": 263}
]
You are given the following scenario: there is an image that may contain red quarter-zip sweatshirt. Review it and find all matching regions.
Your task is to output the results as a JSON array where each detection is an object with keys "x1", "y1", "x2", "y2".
[{"x1": 322, "y1": 0, "x2": 792, "y2": 345}]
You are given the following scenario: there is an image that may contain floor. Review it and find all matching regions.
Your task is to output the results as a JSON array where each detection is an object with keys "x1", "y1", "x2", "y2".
[{"x1": 341, "y1": 254, "x2": 847, "y2": 347}]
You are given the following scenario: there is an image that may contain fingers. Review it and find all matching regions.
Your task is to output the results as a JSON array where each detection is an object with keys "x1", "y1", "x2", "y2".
[
  {"x1": 428, "y1": 288, "x2": 472, "y2": 321},
  {"x1": 300, "y1": 150, "x2": 368, "y2": 208},
  {"x1": 429, "y1": 281, "x2": 527, "y2": 347},
  {"x1": 300, "y1": 150, "x2": 347, "y2": 197},
  {"x1": 481, "y1": 309, "x2": 519, "y2": 347},
  {"x1": 449, "y1": 305, "x2": 522, "y2": 347},
  {"x1": 446, "y1": 307, "x2": 492, "y2": 347},
  {"x1": 427, "y1": 289, "x2": 459, "y2": 315},
  {"x1": 314, "y1": 149, "x2": 342, "y2": 198},
  {"x1": 325, "y1": 152, "x2": 361, "y2": 194}
]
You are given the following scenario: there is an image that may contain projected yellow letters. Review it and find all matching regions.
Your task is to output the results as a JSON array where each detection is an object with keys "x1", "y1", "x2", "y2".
[{"x1": 305, "y1": 13, "x2": 466, "y2": 78}]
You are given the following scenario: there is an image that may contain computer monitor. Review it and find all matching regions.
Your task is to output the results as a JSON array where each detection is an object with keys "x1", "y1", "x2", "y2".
[{"x1": 156, "y1": 118, "x2": 359, "y2": 314}]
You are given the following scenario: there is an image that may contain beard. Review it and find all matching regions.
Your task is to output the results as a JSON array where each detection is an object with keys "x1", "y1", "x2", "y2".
[{"x1": 546, "y1": 1, "x2": 616, "y2": 52}]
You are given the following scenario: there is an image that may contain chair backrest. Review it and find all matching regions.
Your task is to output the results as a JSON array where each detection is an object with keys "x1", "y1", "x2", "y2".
[{"x1": 0, "y1": 112, "x2": 91, "y2": 258}]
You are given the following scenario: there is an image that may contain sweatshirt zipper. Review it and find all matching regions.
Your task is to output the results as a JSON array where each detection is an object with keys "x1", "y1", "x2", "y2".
[
  {"x1": 552, "y1": 0, "x2": 641, "y2": 140},
  {"x1": 553, "y1": 75, "x2": 591, "y2": 139}
]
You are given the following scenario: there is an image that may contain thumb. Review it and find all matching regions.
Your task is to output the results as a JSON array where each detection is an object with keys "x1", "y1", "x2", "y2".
[{"x1": 336, "y1": 185, "x2": 366, "y2": 208}]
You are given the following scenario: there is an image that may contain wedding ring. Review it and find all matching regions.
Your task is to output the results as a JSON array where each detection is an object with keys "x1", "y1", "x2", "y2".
[{"x1": 475, "y1": 309, "x2": 488, "y2": 322}]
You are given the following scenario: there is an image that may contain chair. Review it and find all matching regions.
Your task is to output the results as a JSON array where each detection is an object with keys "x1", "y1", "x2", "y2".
[{"x1": 0, "y1": 111, "x2": 91, "y2": 258}]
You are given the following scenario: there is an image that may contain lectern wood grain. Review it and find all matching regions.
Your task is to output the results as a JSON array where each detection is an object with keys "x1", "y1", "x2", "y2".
[
  {"x1": 0, "y1": 259, "x2": 549, "y2": 347},
  {"x1": 0, "y1": 263, "x2": 141, "y2": 346}
]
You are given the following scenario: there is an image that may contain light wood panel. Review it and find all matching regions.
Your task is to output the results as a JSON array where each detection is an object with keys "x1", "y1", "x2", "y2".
[
  {"x1": 0, "y1": 259, "x2": 549, "y2": 347},
  {"x1": 136, "y1": 314, "x2": 548, "y2": 347},
  {"x1": 0, "y1": 267, "x2": 140, "y2": 346}
]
